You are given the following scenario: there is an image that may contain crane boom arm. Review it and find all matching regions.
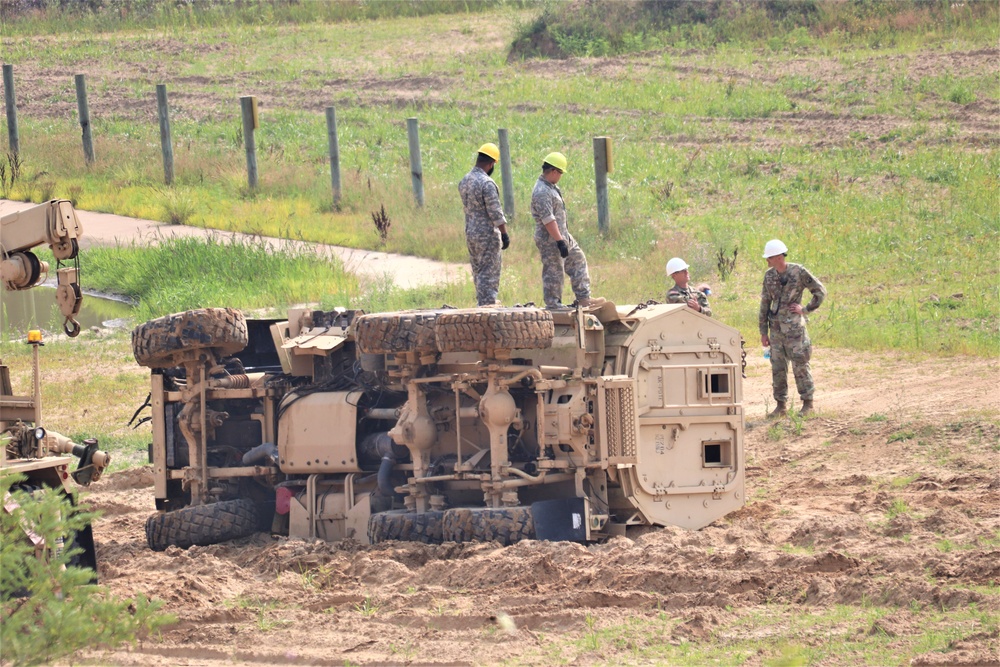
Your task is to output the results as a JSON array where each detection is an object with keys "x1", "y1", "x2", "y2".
[{"x1": 0, "y1": 200, "x2": 84, "y2": 336}]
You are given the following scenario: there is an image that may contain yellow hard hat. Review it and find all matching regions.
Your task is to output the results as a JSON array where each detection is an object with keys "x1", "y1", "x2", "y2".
[
  {"x1": 543, "y1": 151, "x2": 567, "y2": 173},
  {"x1": 477, "y1": 143, "x2": 500, "y2": 162}
]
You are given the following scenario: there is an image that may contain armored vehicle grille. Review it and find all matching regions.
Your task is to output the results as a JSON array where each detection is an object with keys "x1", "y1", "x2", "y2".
[{"x1": 605, "y1": 383, "x2": 637, "y2": 460}]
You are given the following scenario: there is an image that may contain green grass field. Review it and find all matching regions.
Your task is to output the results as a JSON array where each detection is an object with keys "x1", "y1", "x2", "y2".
[{"x1": 2, "y1": 2, "x2": 996, "y2": 356}]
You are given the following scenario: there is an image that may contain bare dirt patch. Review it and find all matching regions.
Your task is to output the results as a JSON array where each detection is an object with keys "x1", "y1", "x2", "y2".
[{"x1": 74, "y1": 348, "x2": 999, "y2": 666}]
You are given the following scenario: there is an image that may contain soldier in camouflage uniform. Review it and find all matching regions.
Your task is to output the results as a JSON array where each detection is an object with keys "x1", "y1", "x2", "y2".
[
  {"x1": 459, "y1": 143, "x2": 509, "y2": 307},
  {"x1": 530, "y1": 151, "x2": 605, "y2": 310},
  {"x1": 665, "y1": 257, "x2": 712, "y2": 317},
  {"x1": 758, "y1": 239, "x2": 826, "y2": 417}
]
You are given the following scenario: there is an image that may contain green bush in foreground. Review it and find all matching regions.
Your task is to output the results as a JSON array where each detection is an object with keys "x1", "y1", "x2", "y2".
[{"x1": 0, "y1": 474, "x2": 171, "y2": 666}]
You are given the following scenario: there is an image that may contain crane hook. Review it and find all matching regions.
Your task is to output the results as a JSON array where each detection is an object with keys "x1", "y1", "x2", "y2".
[{"x1": 64, "y1": 317, "x2": 81, "y2": 337}]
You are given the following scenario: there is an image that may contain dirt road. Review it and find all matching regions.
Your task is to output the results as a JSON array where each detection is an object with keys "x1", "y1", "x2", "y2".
[
  {"x1": 76, "y1": 348, "x2": 999, "y2": 666},
  {"x1": 0, "y1": 199, "x2": 469, "y2": 291}
]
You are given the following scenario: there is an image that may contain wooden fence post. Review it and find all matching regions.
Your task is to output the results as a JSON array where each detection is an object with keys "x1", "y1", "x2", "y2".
[
  {"x1": 2, "y1": 64, "x2": 19, "y2": 155},
  {"x1": 240, "y1": 96, "x2": 259, "y2": 190},
  {"x1": 407, "y1": 117, "x2": 423, "y2": 207},
  {"x1": 593, "y1": 136, "x2": 611, "y2": 234},
  {"x1": 156, "y1": 84, "x2": 174, "y2": 186},
  {"x1": 75, "y1": 74, "x2": 95, "y2": 165},
  {"x1": 325, "y1": 106, "x2": 341, "y2": 209},
  {"x1": 498, "y1": 128, "x2": 514, "y2": 220}
]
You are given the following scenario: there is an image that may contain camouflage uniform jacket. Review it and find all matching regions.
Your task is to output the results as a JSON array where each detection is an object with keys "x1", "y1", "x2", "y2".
[
  {"x1": 530, "y1": 177, "x2": 568, "y2": 239},
  {"x1": 758, "y1": 263, "x2": 827, "y2": 338},
  {"x1": 458, "y1": 166, "x2": 506, "y2": 237},
  {"x1": 667, "y1": 285, "x2": 712, "y2": 317}
]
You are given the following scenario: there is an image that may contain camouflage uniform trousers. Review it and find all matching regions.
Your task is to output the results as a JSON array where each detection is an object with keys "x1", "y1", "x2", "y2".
[
  {"x1": 534, "y1": 231, "x2": 591, "y2": 308},
  {"x1": 768, "y1": 329, "x2": 814, "y2": 403},
  {"x1": 467, "y1": 230, "x2": 502, "y2": 306}
]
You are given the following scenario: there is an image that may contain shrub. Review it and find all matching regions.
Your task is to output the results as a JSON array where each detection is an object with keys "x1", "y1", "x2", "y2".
[
  {"x1": 510, "y1": 0, "x2": 997, "y2": 57},
  {"x1": 0, "y1": 474, "x2": 170, "y2": 666}
]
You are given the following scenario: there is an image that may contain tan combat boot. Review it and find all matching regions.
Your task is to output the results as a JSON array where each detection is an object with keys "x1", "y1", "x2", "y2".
[
  {"x1": 800, "y1": 399, "x2": 814, "y2": 416},
  {"x1": 767, "y1": 401, "x2": 787, "y2": 419},
  {"x1": 577, "y1": 296, "x2": 606, "y2": 308}
]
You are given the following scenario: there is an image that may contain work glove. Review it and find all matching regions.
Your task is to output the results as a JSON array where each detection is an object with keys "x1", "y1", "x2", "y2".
[
  {"x1": 501, "y1": 232, "x2": 510, "y2": 250},
  {"x1": 556, "y1": 239, "x2": 569, "y2": 258}
]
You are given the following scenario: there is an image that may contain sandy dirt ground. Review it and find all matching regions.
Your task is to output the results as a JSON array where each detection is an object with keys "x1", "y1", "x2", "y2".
[
  {"x1": 70, "y1": 348, "x2": 999, "y2": 667},
  {"x1": 0, "y1": 200, "x2": 469, "y2": 291}
]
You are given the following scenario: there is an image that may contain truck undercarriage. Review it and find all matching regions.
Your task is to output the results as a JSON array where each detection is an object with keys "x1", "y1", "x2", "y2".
[{"x1": 135, "y1": 302, "x2": 745, "y2": 550}]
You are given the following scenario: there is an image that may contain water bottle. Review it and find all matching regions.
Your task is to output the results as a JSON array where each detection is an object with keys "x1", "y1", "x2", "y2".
[{"x1": 763, "y1": 347, "x2": 771, "y2": 360}]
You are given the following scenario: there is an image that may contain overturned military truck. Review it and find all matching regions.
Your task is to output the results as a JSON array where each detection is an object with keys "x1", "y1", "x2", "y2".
[{"x1": 132, "y1": 302, "x2": 746, "y2": 551}]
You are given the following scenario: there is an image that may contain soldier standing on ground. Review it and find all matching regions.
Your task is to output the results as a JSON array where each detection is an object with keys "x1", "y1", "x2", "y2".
[
  {"x1": 459, "y1": 143, "x2": 509, "y2": 307},
  {"x1": 758, "y1": 239, "x2": 827, "y2": 417},
  {"x1": 665, "y1": 257, "x2": 712, "y2": 317},
  {"x1": 529, "y1": 151, "x2": 605, "y2": 309}
]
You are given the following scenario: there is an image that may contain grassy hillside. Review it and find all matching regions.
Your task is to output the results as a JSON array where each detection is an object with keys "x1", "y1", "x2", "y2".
[{"x1": 0, "y1": 1, "x2": 996, "y2": 354}]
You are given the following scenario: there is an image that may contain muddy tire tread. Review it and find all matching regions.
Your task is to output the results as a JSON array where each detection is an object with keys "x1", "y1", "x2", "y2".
[
  {"x1": 368, "y1": 510, "x2": 444, "y2": 544},
  {"x1": 145, "y1": 498, "x2": 258, "y2": 551},
  {"x1": 434, "y1": 309, "x2": 554, "y2": 354},
  {"x1": 353, "y1": 310, "x2": 446, "y2": 355},
  {"x1": 441, "y1": 507, "x2": 535, "y2": 546},
  {"x1": 132, "y1": 308, "x2": 248, "y2": 369}
]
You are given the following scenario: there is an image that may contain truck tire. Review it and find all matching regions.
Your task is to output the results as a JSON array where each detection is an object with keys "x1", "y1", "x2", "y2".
[
  {"x1": 353, "y1": 310, "x2": 444, "y2": 355},
  {"x1": 132, "y1": 308, "x2": 248, "y2": 369},
  {"x1": 6, "y1": 482, "x2": 98, "y2": 581},
  {"x1": 65, "y1": 522, "x2": 98, "y2": 579},
  {"x1": 441, "y1": 507, "x2": 535, "y2": 546},
  {"x1": 434, "y1": 309, "x2": 554, "y2": 354},
  {"x1": 368, "y1": 510, "x2": 444, "y2": 544},
  {"x1": 145, "y1": 499, "x2": 258, "y2": 551}
]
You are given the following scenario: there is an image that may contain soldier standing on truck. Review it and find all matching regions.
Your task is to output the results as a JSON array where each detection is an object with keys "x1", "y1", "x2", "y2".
[
  {"x1": 530, "y1": 151, "x2": 605, "y2": 310},
  {"x1": 759, "y1": 239, "x2": 826, "y2": 418},
  {"x1": 665, "y1": 257, "x2": 712, "y2": 317},
  {"x1": 459, "y1": 142, "x2": 509, "y2": 307}
]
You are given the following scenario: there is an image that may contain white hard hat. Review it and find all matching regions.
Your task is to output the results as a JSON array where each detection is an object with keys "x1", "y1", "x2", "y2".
[
  {"x1": 665, "y1": 257, "x2": 689, "y2": 276},
  {"x1": 762, "y1": 239, "x2": 788, "y2": 258}
]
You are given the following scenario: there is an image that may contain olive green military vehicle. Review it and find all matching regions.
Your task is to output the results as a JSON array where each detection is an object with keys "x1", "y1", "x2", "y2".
[{"x1": 133, "y1": 302, "x2": 745, "y2": 550}]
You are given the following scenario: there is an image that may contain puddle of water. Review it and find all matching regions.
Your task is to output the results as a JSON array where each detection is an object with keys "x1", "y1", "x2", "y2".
[{"x1": 1, "y1": 286, "x2": 134, "y2": 339}]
